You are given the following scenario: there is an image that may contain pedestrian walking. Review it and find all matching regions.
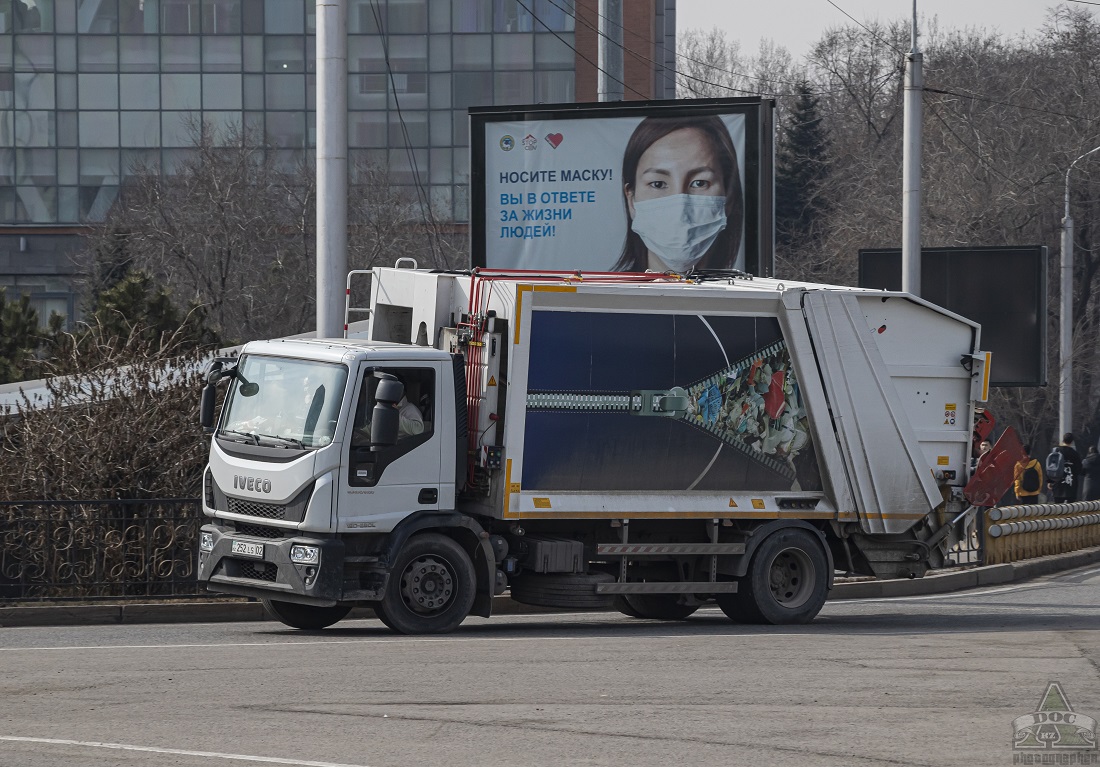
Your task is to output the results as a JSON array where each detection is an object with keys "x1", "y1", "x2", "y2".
[
  {"x1": 1046, "y1": 433, "x2": 1083, "y2": 503},
  {"x1": 1013, "y1": 444, "x2": 1043, "y2": 505},
  {"x1": 1082, "y1": 445, "x2": 1100, "y2": 502}
]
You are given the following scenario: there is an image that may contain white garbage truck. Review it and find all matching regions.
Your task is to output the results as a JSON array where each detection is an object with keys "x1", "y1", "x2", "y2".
[{"x1": 197, "y1": 267, "x2": 991, "y2": 633}]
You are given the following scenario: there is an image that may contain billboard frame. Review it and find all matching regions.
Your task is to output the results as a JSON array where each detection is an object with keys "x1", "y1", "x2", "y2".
[{"x1": 469, "y1": 97, "x2": 775, "y2": 277}]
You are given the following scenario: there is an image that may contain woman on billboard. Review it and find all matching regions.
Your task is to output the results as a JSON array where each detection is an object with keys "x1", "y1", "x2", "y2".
[{"x1": 613, "y1": 115, "x2": 744, "y2": 273}]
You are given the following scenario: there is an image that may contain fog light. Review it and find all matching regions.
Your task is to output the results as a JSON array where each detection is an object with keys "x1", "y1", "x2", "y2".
[
  {"x1": 200, "y1": 532, "x2": 214, "y2": 552},
  {"x1": 290, "y1": 545, "x2": 320, "y2": 565}
]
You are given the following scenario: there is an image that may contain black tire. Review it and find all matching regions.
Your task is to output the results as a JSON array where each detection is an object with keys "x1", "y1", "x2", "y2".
[
  {"x1": 509, "y1": 571, "x2": 616, "y2": 609},
  {"x1": 621, "y1": 594, "x2": 698, "y2": 620},
  {"x1": 262, "y1": 599, "x2": 352, "y2": 630},
  {"x1": 714, "y1": 587, "x2": 756, "y2": 623},
  {"x1": 615, "y1": 596, "x2": 645, "y2": 618},
  {"x1": 717, "y1": 528, "x2": 828, "y2": 625},
  {"x1": 374, "y1": 533, "x2": 475, "y2": 635}
]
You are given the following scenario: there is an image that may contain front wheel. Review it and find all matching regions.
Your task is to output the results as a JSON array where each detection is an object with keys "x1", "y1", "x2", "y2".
[
  {"x1": 374, "y1": 533, "x2": 476, "y2": 635},
  {"x1": 262, "y1": 599, "x2": 352, "y2": 630},
  {"x1": 717, "y1": 528, "x2": 828, "y2": 625}
]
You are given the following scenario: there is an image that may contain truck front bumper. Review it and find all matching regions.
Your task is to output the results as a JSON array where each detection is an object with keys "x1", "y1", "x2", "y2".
[{"x1": 198, "y1": 524, "x2": 373, "y2": 606}]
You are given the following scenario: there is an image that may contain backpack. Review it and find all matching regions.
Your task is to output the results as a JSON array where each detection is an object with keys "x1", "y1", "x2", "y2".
[
  {"x1": 1020, "y1": 462, "x2": 1041, "y2": 493},
  {"x1": 1046, "y1": 449, "x2": 1066, "y2": 484}
]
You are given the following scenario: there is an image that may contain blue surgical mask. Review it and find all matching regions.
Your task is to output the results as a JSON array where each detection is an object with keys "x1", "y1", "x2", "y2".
[{"x1": 630, "y1": 194, "x2": 728, "y2": 272}]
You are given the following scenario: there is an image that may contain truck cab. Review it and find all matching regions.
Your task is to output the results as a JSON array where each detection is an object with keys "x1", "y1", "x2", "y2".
[{"x1": 198, "y1": 338, "x2": 494, "y2": 633}]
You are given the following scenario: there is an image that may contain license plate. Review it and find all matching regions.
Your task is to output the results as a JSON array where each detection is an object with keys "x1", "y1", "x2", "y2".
[{"x1": 231, "y1": 540, "x2": 264, "y2": 559}]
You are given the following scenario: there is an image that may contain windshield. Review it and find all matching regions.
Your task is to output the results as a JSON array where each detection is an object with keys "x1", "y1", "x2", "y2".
[{"x1": 219, "y1": 355, "x2": 349, "y2": 449}]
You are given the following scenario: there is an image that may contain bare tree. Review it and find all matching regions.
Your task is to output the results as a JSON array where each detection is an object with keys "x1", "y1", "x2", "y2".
[
  {"x1": 676, "y1": 29, "x2": 799, "y2": 100},
  {"x1": 88, "y1": 118, "x2": 468, "y2": 345},
  {"x1": 0, "y1": 319, "x2": 210, "y2": 501},
  {"x1": 778, "y1": 6, "x2": 1100, "y2": 449},
  {"x1": 347, "y1": 157, "x2": 466, "y2": 273},
  {"x1": 89, "y1": 119, "x2": 313, "y2": 343}
]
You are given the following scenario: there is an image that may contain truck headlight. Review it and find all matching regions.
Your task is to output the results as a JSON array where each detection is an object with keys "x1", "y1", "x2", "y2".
[
  {"x1": 200, "y1": 532, "x2": 214, "y2": 552},
  {"x1": 290, "y1": 545, "x2": 320, "y2": 565}
]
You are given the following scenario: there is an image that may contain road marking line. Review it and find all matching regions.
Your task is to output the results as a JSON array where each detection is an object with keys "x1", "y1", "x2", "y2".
[{"x1": 0, "y1": 736, "x2": 370, "y2": 767}]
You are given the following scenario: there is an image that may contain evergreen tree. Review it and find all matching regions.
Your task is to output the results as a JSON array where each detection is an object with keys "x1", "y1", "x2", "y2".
[
  {"x1": 775, "y1": 82, "x2": 830, "y2": 249},
  {"x1": 0, "y1": 290, "x2": 42, "y2": 384},
  {"x1": 85, "y1": 271, "x2": 221, "y2": 355}
]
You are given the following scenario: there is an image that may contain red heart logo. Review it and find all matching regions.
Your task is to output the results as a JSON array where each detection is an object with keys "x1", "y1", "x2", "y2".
[{"x1": 545, "y1": 133, "x2": 563, "y2": 148}]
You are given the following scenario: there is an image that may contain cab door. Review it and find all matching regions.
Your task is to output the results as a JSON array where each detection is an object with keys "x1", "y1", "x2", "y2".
[{"x1": 338, "y1": 361, "x2": 442, "y2": 532}]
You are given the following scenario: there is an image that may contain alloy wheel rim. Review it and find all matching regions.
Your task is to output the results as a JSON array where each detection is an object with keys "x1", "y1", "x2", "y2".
[
  {"x1": 400, "y1": 555, "x2": 456, "y2": 614},
  {"x1": 767, "y1": 547, "x2": 814, "y2": 608}
]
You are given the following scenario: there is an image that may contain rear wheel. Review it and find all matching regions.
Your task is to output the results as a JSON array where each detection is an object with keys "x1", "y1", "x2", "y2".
[
  {"x1": 614, "y1": 596, "x2": 645, "y2": 618},
  {"x1": 374, "y1": 533, "x2": 475, "y2": 635},
  {"x1": 717, "y1": 528, "x2": 828, "y2": 625},
  {"x1": 262, "y1": 599, "x2": 351, "y2": 630},
  {"x1": 620, "y1": 594, "x2": 698, "y2": 620}
]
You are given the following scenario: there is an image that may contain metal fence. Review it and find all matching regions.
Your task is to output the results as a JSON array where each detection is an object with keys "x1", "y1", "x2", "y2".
[
  {"x1": 0, "y1": 499, "x2": 205, "y2": 603},
  {"x1": 947, "y1": 506, "x2": 986, "y2": 567},
  {"x1": 4, "y1": 498, "x2": 1097, "y2": 603},
  {"x1": 984, "y1": 500, "x2": 1100, "y2": 565}
]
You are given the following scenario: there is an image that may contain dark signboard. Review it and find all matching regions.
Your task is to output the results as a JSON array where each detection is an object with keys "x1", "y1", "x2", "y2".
[{"x1": 858, "y1": 246, "x2": 1047, "y2": 387}]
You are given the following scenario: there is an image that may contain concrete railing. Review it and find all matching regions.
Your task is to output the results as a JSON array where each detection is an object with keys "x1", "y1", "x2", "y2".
[{"x1": 984, "y1": 500, "x2": 1100, "y2": 565}]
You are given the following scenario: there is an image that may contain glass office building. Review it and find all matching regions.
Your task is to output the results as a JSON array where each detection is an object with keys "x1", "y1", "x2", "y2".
[{"x1": 0, "y1": 0, "x2": 674, "y2": 318}]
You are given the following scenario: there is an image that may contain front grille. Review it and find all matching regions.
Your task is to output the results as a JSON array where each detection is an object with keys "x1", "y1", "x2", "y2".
[
  {"x1": 234, "y1": 522, "x2": 285, "y2": 539},
  {"x1": 228, "y1": 498, "x2": 285, "y2": 520},
  {"x1": 239, "y1": 560, "x2": 277, "y2": 582}
]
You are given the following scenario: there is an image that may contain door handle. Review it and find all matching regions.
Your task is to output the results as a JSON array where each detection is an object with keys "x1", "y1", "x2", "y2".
[{"x1": 418, "y1": 488, "x2": 438, "y2": 504}]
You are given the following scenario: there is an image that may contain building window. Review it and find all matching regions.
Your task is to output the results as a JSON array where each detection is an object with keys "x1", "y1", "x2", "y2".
[
  {"x1": 265, "y1": 36, "x2": 304, "y2": 72},
  {"x1": 202, "y1": 0, "x2": 240, "y2": 33},
  {"x1": 120, "y1": 36, "x2": 160, "y2": 72},
  {"x1": 264, "y1": 0, "x2": 303, "y2": 34},
  {"x1": 453, "y1": 0, "x2": 490, "y2": 33},
  {"x1": 11, "y1": 0, "x2": 55, "y2": 32},
  {"x1": 119, "y1": 0, "x2": 158, "y2": 33},
  {"x1": 161, "y1": 0, "x2": 200, "y2": 33},
  {"x1": 78, "y1": 0, "x2": 119, "y2": 33},
  {"x1": 493, "y1": 0, "x2": 532, "y2": 33},
  {"x1": 452, "y1": 35, "x2": 491, "y2": 71},
  {"x1": 388, "y1": 0, "x2": 427, "y2": 34}
]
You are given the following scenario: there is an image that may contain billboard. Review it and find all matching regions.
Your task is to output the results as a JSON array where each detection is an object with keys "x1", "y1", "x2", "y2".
[
  {"x1": 858, "y1": 246, "x2": 1047, "y2": 387},
  {"x1": 522, "y1": 310, "x2": 820, "y2": 492},
  {"x1": 470, "y1": 98, "x2": 775, "y2": 277}
]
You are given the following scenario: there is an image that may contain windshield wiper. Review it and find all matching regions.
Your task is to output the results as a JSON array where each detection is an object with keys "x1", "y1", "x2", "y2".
[
  {"x1": 218, "y1": 429, "x2": 259, "y2": 445},
  {"x1": 255, "y1": 433, "x2": 307, "y2": 449}
]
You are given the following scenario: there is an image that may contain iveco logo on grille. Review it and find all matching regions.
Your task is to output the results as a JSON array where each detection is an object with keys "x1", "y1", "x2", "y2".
[{"x1": 234, "y1": 475, "x2": 272, "y2": 493}]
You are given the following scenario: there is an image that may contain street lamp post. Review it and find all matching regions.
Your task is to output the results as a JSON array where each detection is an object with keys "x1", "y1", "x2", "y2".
[{"x1": 1059, "y1": 143, "x2": 1100, "y2": 438}]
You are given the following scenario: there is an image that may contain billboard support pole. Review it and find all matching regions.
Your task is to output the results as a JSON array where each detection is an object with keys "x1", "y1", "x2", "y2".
[
  {"x1": 901, "y1": 0, "x2": 922, "y2": 297},
  {"x1": 316, "y1": 0, "x2": 348, "y2": 339},
  {"x1": 598, "y1": 0, "x2": 624, "y2": 102},
  {"x1": 1060, "y1": 143, "x2": 1100, "y2": 437}
]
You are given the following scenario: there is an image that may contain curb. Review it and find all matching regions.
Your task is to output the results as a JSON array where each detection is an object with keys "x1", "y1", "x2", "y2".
[
  {"x1": 2, "y1": 546, "x2": 1098, "y2": 628},
  {"x1": 828, "y1": 547, "x2": 1100, "y2": 599}
]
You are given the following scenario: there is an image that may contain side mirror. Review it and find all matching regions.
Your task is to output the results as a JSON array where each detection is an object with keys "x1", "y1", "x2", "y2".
[
  {"x1": 375, "y1": 377, "x2": 404, "y2": 405},
  {"x1": 204, "y1": 356, "x2": 236, "y2": 384},
  {"x1": 369, "y1": 373, "x2": 404, "y2": 449},
  {"x1": 200, "y1": 384, "x2": 216, "y2": 432},
  {"x1": 370, "y1": 403, "x2": 400, "y2": 449}
]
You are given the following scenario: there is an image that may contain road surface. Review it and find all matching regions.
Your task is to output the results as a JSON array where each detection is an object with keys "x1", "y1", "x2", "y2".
[{"x1": 2, "y1": 564, "x2": 1098, "y2": 767}]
